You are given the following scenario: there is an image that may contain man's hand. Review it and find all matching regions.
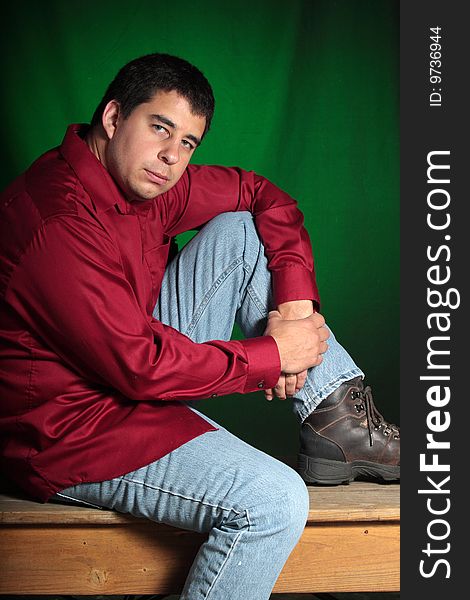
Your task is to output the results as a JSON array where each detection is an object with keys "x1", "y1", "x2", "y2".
[
  {"x1": 263, "y1": 309, "x2": 329, "y2": 399},
  {"x1": 264, "y1": 300, "x2": 325, "y2": 400},
  {"x1": 265, "y1": 301, "x2": 315, "y2": 400}
]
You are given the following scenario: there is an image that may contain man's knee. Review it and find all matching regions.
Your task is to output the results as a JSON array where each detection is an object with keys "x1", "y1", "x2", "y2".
[
  {"x1": 201, "y1": 212, "x2": 260, "y2": 247},
  {"x1": 275, "y1": 468, "x2": 310, "y2": 536},
  {"x1": 206, "y1": 211, "x2": 253, "y2": 229},
  {"x1": 198, "y1": 212, "x2": 266, "y2": 273},
  {"x1": 246, "y1": 463, "x2": 309, "y2": 539}
]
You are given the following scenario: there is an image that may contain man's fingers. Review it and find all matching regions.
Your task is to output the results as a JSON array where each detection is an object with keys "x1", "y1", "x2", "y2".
[
  {"x1": 266, "y1": 369, "x2": 310, "y2": 400},
  {"x1": 274, "y1": 376, "x2": 288, "y2": 400},
  {"x1": 284, "y1": 373, "x2": 296, "y2": 397},
  {"x1": 295, "y1": 370, "x2": 308, "y2": 393},
  {"x1": 311, "y1": 312, "x2": 326, "y2": 328},
  {"x1": 266, "y1": 375, "x2": 290, "y2": 401}
]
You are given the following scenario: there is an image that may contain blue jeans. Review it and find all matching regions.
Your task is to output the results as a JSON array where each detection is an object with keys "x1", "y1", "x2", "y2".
[{"x1": 55, "y1": 212, "x2": 363, "y2": 599}]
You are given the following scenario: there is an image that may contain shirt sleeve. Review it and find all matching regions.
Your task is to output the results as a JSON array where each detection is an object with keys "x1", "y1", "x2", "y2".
[
  {"x1": 159, "y1": 165, "x2": 320, "y2": 308},
  {"x1": 5, "y1": 216, "x2": 280, "y2": 402}
]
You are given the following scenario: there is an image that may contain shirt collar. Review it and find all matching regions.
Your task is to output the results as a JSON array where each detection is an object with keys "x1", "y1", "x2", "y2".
[{"x1": 59, "y1": 124, "x2": 129, "y2": 214}]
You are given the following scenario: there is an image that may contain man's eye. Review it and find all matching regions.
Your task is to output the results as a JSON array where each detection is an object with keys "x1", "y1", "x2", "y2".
[
  {"x1": 153, "y1": 124, "x2": 168, "y2": 134},
  {"x1": 182, "y1": 139, "x2": 195, "y2": 150}
]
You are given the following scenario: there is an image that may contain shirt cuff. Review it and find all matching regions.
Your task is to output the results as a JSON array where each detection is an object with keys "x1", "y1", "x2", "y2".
[
  {"x1": 271, "y1": 265, "x2": 320, "y2": 309},
  {"x1": 239, "y1": 336, "x2": 281, "y2": 392}
]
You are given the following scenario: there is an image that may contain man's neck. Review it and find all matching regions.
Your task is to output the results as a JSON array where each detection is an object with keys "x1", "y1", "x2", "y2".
[{"x1": 85, "y1": 126, "x2": 107, "y2": 167}]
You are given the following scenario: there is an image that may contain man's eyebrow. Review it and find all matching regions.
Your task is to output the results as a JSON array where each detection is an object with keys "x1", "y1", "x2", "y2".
[
  {"x1": 151, "y1": 114, "x2": 176, "y2": 129},
  {"x1": 150, "y1": 114, "x2": 202, "y2": 147}
]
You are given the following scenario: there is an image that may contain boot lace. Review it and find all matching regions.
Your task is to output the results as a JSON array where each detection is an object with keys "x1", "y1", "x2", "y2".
[{"x1": 352, "y1": 386, "x2": 400, "y2": 446}]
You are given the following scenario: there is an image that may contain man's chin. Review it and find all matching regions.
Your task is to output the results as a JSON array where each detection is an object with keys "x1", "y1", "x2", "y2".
[{"x1": 130, "y1": 184, "x2": 170, "y2": 202}]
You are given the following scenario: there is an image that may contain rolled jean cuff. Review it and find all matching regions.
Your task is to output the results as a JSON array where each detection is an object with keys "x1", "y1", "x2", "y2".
[{"x1": 293, "y1": 367, "x2": 365, "y2": 423}]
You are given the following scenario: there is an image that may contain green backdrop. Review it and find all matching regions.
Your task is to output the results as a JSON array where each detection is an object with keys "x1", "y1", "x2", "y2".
[{"x1": 1, "y1": 0, "x2": 399, "y2": 459}]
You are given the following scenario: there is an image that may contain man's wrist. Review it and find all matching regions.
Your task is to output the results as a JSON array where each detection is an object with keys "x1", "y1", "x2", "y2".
[{"x1": 277, "y1": 299, "x2": 314, "y2": 320}]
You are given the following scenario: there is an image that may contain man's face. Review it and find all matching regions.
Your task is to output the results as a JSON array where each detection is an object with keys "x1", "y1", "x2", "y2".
[{"x1": 102, "y1": 90, "x2": 206, "y2": 201}]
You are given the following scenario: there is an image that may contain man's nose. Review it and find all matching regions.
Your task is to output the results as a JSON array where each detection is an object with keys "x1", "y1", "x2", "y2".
[{"x1": 158, "y1": 140, "x2": 180, "y2": 165}]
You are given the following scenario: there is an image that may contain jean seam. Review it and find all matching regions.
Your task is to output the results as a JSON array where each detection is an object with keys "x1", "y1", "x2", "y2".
[
  {"x1": 120, "y1": 476, "x2": 244, "y2": 516},
  {"x1": 185, "y1": 256, "x2": 244, "y2": 338},
  {"x1": 240, "y1": 215, "x2": 269, "y2": 318},
  {"x1": 55, "y1": 491, "x2": 105, "y2": 510},
  {"x1": 244, "y1": 278, "x2": 268, "y2": 318},
  {"x1": 205, "y1": 529, "x2": 244, "y2": 599}
]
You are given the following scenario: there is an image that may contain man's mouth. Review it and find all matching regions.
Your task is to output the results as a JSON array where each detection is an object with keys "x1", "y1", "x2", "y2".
[{"x1": 144, "y1": 169, "x2": 170, "y2": 185}]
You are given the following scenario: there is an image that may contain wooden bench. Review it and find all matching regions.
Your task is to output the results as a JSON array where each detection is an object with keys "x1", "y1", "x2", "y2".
[{"x1": 0, "y1": 481, "x2": 399, "y2": 595}]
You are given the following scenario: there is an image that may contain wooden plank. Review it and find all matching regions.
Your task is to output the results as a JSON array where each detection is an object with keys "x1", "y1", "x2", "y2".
[
  {"x1": 276, "y1": 522, "x2": 400, "y2": 593},
  {"x1": 308, "y1": 482, "x2": 400, "y2": 522},
  {"x1": 0, "y1": 496, "x2": 135, "y2": 525},
  {"x1": 0, "y1": 481, "x2": 399, "y2": 525},
  {"x1": 0, "y1": 522, "x2": 203, "y2": 594},
  {"x1": 0, "y1": 520, "x2": 399, "y2": 594}
]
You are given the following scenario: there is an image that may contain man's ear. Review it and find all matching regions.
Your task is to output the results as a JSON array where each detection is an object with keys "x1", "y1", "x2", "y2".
[{"x1": 101, "y1": 100, "x2": 121, "y2": 140}]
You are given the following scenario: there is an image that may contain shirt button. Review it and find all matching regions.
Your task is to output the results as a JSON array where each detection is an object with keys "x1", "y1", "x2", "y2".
[
  {"x1": 257, "y1": 381, "x2": 265, "y2": 389},
  {"x1": 211, "y1": 393, "x2": 218, "y2": 398}
]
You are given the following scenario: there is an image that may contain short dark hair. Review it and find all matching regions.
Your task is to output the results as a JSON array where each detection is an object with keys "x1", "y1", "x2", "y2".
[{"x1": 90, "y1": 53, "x2": 215, "y2": 136}]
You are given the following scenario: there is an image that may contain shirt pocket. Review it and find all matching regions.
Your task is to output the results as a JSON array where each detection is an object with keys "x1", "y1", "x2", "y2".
[{"x1": 143, "y1": 234, "x2": 170, "y2": 312}]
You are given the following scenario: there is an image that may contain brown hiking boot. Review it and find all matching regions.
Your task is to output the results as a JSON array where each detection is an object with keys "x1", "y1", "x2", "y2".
[{"x1": 297, "y1": 377, "x2": 400, "y2": 485}]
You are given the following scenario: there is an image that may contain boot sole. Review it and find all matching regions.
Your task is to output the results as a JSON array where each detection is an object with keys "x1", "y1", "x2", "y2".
[{"x1": 297, "y1": 453, "x2": 400, "y2": 485}]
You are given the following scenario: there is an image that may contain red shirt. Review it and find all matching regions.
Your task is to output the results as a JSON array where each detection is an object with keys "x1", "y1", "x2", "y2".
[{"x1": 0, "y1": 125, "x2": 319, "y2": 501}]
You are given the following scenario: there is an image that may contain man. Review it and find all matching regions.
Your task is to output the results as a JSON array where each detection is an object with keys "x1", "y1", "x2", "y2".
[{"x1": 0, "y1": 53, "x2": 399, "y2": 598}]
